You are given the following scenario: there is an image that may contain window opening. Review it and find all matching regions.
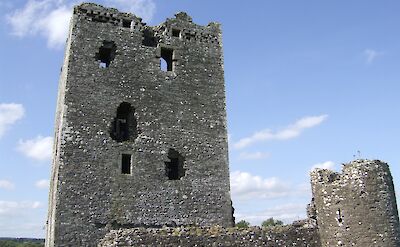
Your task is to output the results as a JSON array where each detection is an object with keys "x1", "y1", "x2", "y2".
[
  {"x1": 336, "y1": 208, "x2": 343, "y2": 224},
  {"x1": 121, "y1": 154, "x2": 132, "y2": 174},
  {"x1": 142, "y1": 28, "x2": 157, "y2": 47},
  {"x1": 122, "y1": 19, "x2": 131, "y2": 28},
  {"x1": 165, "y1": 148, "x2": 185, "y2": 180},
  {"x1": 95, "y1": 41, "x2": 116, "y2": 68},
  {"x1": 110, "y1": 102, "x2": 138, "y2": 142},
  {"x1": 172, "y1": 29, "x2": 181, "y2": 37},
  {"x1": 160, "y1": 48, "x2": 173, "y2": 72}
]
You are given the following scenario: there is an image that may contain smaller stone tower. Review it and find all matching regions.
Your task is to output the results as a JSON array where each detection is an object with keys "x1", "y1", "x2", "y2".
[{"x1": 310, "y1": 160, "x2": 400, "y2": 246}]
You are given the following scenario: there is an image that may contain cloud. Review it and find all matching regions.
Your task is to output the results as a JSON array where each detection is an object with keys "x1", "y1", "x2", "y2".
[
  {"x1": 234, "y1": 203, "x2": 307, "y2": 225},
  {"x1": 230, "y1": 171, "x2": 291, "y2": 200},
  {"x1": 35, "y1": 179, "x2": 49, "y2": 189},
  {"x1": 0, "y1": 180, "x2": 15, "y2": 190},
  {"x1": 364, "y1": 49, "x2": 384, "y2": 64},
  {"x1": 7, "y1": 0, "x2": 72, "y2": 49},
  {"x1": 0, "y1": 200, "x2": 45, "y2": 238},
  {"x1": 17, "y1": 136, "x2": 53, "y2": 161},
  {"x1": 7, "y1": 0, "x2": 156, "y2": 49},
  {"x1": 238, "y1": 151, "x2": 269, "y2": 160},
  {"x1": 234, "y1": 114, "x2": 328, "y2": 149},
  {"x1": 0, "y1": 201, "x2": 42, "y2": 216},
  {"x1": 311, "y1": 161, "x2": 335, "y2": 171},
  {"x1": 0, "y1": 103, "x2": 24, "y2": 138}
]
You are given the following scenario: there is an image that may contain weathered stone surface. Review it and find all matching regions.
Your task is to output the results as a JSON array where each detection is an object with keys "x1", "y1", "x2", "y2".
[
  {"x1": 98, "y1": 224, "x2": 320, "y2": 247},
  {"x1": 46, "y1": 2, "x2": 400, "y2": 247},
  {"x1": 310, "y1": 160, "x2": 400, "y2": 247},
  {"x1": 46, "y1": 3, "x2": 232, "y2": 246}
]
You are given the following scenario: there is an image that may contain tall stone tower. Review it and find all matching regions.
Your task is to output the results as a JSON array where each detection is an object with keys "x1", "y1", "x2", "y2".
[
  {"x1": 310, "y1": 160, "x2": 400, "y2": 246},
  {"x1": 46, "y1": 3, "x2": 233, "y2": 246}
]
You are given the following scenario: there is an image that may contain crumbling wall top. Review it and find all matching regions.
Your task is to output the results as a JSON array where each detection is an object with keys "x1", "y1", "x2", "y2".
[
  {"x1": 310, "y1": 159, "x2": 390, "y2": 186},
  {"x1": 174, "y1": 12, "x2": 193, "y2": 22}
]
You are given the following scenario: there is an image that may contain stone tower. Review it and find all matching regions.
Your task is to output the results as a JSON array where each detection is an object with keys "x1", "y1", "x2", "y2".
[
  {"x1": 310, "y1": 160, "x2": 400, "y2": 246},
  {"x1": 46, "y1": 3, "x2": 233, "y2": 246}
]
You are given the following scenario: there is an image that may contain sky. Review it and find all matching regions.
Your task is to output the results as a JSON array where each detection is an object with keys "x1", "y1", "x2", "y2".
[{"x1": 1, "y1": 0, "x2": 400, "y2": 238}]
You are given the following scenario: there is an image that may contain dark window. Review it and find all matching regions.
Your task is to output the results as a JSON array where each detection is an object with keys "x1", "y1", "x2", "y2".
[
  {"x1": 165, "y1": 149, "x2": 185, "y2": 180},
  {"x1": 122, "y1": 19, "x2": 131, "y2": 28},
  {"x1": 172, "y1": 29, "x2": 181, "y2": 37},
  {"x1": 142, "y1": 28, "x2": 157, "y2": 47},
  {"x1": 110, "y1": 102, "x2": 138, "y2": 142},
  {"x1": 95, "y1": 41, "x2": 116, "y2": 68},
  {"x1": 160, "y1": 48, "x2": 173, "y2": 72},
  {"x1": 121, "y1": 154, "x2": 131, "y2": 174}
]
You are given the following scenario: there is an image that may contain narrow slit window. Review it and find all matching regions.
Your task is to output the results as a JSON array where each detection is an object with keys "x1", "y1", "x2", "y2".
[
  {"x1": 160, "y1": 48, "x2": 173, "y2": 72},
  {"x1": 110, "y1": 102, "x2": 138, "y2": 142},
  {"x1": 95, "y1": 41, "x2": 117, "y2": 68},
  {"x1": 165, "y1": 148, "x2": 185, "y2": 180},
  {"x1": 121, "y1": 154, "x2": 131, "y2": 174}
]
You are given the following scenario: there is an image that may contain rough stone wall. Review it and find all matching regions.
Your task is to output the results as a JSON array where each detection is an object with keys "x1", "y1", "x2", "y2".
[
  {"x1": 310, "y1": 160, "x2": 400, "y2": 246},
  {"x1": 46, "y1": 3, "x2": 232, "y2": 246},
  {"x1": 98, "y1": 224, "x2": 320, "y2": 247}
]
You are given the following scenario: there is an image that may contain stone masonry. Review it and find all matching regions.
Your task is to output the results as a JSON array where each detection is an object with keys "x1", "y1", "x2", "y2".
[
  {"x1": 46, "y1": 2, "x2": 400, "y2": 247},
  {"x1": 310, "y1": 160, "x2": 400, "y2": 246},
  {"x1": 46, "y1": 3, "x2": 233, "y2": 246}
]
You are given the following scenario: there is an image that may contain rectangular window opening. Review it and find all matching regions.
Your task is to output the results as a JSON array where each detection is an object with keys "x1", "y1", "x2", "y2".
[
  {"x1": 122, "y1": 19, "x2": 131, "y2": 28},
  {"x1": 172, "y1": 29, "x2": 181, "y2": 37},
  {"x1": 121, "y1": 154, "x2": 132, "y2": 174}
]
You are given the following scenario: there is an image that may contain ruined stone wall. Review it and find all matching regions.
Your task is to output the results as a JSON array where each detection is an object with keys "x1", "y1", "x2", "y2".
[
  {"x1": 310, "y1": 160, "x2": 400, "y2": 246},
  {"x1": 46, "y1": 3, "x2": 232, "y2": 246},
  {"x1": 98, "y1": 225, "x2": 320, "y2": 247}
]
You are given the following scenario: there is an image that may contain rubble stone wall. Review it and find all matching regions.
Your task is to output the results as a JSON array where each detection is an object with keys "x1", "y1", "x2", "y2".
[
  {"x1": 310, "y1": 160, "x2": 400, "y2": 247},
  {"x1": 99, "y1": 225, "x2": 321, "y2": 247},
  {"x1": 46, "y1": 3, "x2": 232, "y2": 246}
]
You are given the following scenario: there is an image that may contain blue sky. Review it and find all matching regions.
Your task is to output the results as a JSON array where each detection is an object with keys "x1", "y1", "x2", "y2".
[{"x1": 1, "y1": 0, "x2": 400, "y2": 238}]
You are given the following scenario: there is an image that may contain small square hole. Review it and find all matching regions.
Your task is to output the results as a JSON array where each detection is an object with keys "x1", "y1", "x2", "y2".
[
  {"x1": 172, "y1": 29, "x2": 181, "y2": 37},
  {"x1": 122, "y1": 19, "x2": 131, "y2": 28}
]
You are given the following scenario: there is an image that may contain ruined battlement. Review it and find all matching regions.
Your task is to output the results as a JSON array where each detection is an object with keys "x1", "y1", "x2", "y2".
[
  {"x1": 74, "y1": 3, "x2": 136, "y2": 28},
  {"x1": 74, "y1": 3, "x2": 221, "y2": 45},
  {"x1": 311, "y1": 159, "x2": 393, "y2": 186}
]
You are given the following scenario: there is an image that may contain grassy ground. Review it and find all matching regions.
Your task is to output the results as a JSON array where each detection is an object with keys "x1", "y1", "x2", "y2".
[{"x1": 0, "y1": 239, "x2": 44, "y2": 247}]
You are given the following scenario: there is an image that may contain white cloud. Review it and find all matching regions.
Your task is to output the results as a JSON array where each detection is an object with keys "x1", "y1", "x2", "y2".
[
  {"x1": 230, "y1": 171, "x2": 291, "y2": 200},
  {"x1": 107, "y1": 0, "x2": 155, "y2": 22},
  {"x1": 35, "y1": 179, "x2": 49, "y2": 189},
  {"x1": 7, "y1": 0, "x2": 72, "y2": 49},
  {"x1": 311, "y1": 161, "x2": 335, "y2": 171},
  {"x1": 0, "y1": 180, "x2": 15, "y2": 190},
  {"x1": 7, "y1": 0, "x2": 156, "y2": 49},
  {"x1": 234, "y1": 114, "x2": 328, "y2": 149},
  {"x1": 235, "y1": 203, "x2": 307, "y2": 225},
  {"x1": 238, "y1": 151, "x2": 269, "y2": 160},
  {"x1": 0, "y1": 201, "x2": 43, "y2": 216},
  {"x1": 364, "y1": 49, "x2": 384, "y2": 64},
  {"x1": 0, "y1": 103, "x2": 24, "y2": 138},
  {"x1": 17, "y1": 136, "x2": 53, "y2": 161}
]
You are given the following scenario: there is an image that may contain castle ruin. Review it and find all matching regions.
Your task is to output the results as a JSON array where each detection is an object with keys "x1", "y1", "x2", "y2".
[{"x1": 46, "y1": 3, "x2": 400, "y2": 246}]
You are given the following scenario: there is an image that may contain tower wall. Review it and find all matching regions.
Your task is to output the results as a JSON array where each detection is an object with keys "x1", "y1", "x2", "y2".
[
  {"x1": 46, "y1": 3, "x2": 233, "y2": 246},
  {"x1": 310, "y1": 160, "x2": 400, "y2": 246}
]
